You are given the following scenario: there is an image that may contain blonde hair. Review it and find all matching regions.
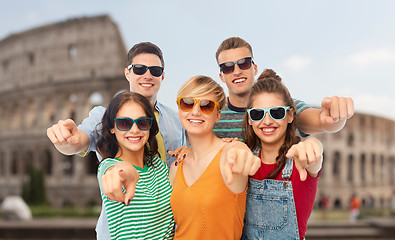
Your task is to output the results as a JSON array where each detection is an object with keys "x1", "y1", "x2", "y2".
[{"x1": 177, "y1": 75, "x2": 226, "y2": 110}]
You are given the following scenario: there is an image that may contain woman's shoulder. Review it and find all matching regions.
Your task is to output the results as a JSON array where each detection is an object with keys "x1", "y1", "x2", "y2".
[{"x1": 150, "y1": 156, "x2": 168, "y2": 169}]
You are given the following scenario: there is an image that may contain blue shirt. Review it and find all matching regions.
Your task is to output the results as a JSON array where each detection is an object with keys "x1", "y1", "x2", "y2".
[{"x1": 78, "y1": 101, "x2": 185, "y2": 240}]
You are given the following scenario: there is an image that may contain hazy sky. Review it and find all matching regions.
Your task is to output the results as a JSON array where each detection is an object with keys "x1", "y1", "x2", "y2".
[{"x1": 1, "y1": 0, "x2": 395, "y2": 121}]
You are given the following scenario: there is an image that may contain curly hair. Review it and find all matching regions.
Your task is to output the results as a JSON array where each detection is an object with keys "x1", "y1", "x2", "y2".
[
  {"x1": 242, "y1": 69, "x2": 300, "y2": 179},
  {"x1": 96, "y1": 92, "x2": 159, "y2": 167}
]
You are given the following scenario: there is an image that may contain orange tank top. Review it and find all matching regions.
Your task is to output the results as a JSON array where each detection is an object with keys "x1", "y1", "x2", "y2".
[{"x1": 170, "y1": 148, "x2": 247, "y2": 240}]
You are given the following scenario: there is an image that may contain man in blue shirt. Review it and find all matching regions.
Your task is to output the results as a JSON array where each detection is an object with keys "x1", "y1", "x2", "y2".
[{"x1": 47, "y1": 42, "x2": 185, "y2": 239}]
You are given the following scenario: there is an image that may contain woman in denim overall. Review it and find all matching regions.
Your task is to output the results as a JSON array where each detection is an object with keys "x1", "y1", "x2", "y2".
[{"x1": 241, "y1": 69, "x2": 323, "y2": 240}]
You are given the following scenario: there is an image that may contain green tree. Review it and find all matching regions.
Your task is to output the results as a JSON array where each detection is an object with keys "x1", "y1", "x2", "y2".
[{"x1": 22, "y1": 164, "x2": 47, "y2": 205}]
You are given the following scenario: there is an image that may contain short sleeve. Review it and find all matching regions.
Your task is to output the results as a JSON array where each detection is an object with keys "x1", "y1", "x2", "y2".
[{"x1": 77, "y1": 106, "x2": 106, "y2": 155}]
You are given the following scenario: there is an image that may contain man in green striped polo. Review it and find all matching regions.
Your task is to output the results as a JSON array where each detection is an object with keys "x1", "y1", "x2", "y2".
[{"x1": 213, "y1": 37, "x2": 354, "y2": 139}]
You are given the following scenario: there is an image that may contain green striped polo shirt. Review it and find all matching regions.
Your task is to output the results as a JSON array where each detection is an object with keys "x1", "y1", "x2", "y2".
[
  {"x1": 213, "y1": 97, "x2": 310, "y2": 140},
  {"x1": 98, "y1": 156, "x2": 174, "y2": 240}
]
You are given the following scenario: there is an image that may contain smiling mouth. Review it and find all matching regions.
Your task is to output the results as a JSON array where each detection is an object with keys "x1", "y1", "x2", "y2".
[
  {"x1": 260, "y1": 127, "x2": 276, "y2": 135},
  {"x1": 126, "y1": 136, "x2": 143, "y2": 142},
  {"x1": 188, "y1": 119, "x2": 204, "y2": 124},
  {"x1": 232, "y1": 78, "x2": 246, "y2": 84},
  {"x1": 140, "y1": 83, "x2": 154, "y2": 88}
]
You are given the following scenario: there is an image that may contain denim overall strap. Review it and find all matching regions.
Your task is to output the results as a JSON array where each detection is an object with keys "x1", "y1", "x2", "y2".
[
  {"x1": 242, "y1": 158, "x2": 300, "y2": 240},
  {"x1": 281, "y1": 158, "x2": 294, "y2": 180}
]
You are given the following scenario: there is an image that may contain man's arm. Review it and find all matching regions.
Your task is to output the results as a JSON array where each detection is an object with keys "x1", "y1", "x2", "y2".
[
  {"x1": 47, "y1": 119, "x2": 90, "y2": 155},
  {"x1": 296, "y1": 96, "x2": 354, "y2": 134},
  {"x1": 47, "y1": 106, "x2": 106, "y2": 156}
]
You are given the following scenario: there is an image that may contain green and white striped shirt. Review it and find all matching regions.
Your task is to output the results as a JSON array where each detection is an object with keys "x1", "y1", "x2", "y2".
[{"x1": 98, "y1": 156, "x2": 174, "y2": 240}]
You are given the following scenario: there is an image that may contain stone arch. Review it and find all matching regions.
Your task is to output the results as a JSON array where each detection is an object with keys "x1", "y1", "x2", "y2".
[
  {"x1": 66, "y1": 94, "x2": 77, "y2": 120},
  {"x1": 371, "y1": 153, "x2": 376, "y2": 184},
  {"x1": 23, "y1": 150, "x2": 34, "y2": 176},
  {"x1": 0, "y1": 105, "x2": 7, "y2": 131},
  {"x1": 25, "y1": 98, "x2": 37, "y2": 128},
  {"x1": 86, "y1": 152, "x2": 99, "y2": 175},
  {"x1": 42, "y1": 149, "x2": 53, "y2": 176},
  {"x1": 347, "y1": 155, "x2": 354, "y2": 183},
  {"x1": 63, "y1": 155, "x2": 74, "y2": 176},
  {"x1": 63, "y1": 199, "x2": 74, "y2": 208},
  {"x1": 380, "y1": 155, "x2": 384, "y2": 183},
  {"x1": 11, "y1": 151, "x2": 18, "y2": 175},
  {"x1": 86, "y1": 198, "x2": 100, "y2": 208},
  {"x1": 360, "y1": 153, "x2": 366, "y2": 184},
  {"x1": 10, "y1": 102, "x2": 21, "y2": 130},
  {"x1": 333, "y1": 152, "x2": 341, "y2": 178},
  {"x1": 43, "y1": 97, "x2": 56, "y2": 124},
  {"x1": 390, "y1": 156, "x2": 395, "y2": 185},
  {"x1": 0, "y1": 151, "x2": 4, "y2": 175},
  {"x1": 320, "y1": 151, "x2": 326, "y2": 177},
  {"x1": 347, "y1": 133, "x2": 355, "y2": 147},
  {"x1": 333, "y1": 198, "x2": 342, "y2": 209}
]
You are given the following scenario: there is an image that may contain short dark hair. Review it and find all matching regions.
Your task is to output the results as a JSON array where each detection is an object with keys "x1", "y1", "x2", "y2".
[
  {"x1": 215, "y1": 37, "x2": 253, "y2": 63},
  {"x1": 96, "y1": 92, "x2": 159, "y2": 166},
  {"x1": 126, "y1": 42, "x2": 165, "y2": 68}
]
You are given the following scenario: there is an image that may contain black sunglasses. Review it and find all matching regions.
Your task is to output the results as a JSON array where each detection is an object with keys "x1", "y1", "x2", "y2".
[
  {"x1": 247, "y1": 106, "x2": 290, "y2": 121},
  {"x1": 127, "y1": 64, "x2": 164, "y2": 77},
  {"x1": 219, "y1": 57, "x2": 253, "y2": 74},
  {"x1": 114, "y1": 117, "x2": 153, "y2": 131}
]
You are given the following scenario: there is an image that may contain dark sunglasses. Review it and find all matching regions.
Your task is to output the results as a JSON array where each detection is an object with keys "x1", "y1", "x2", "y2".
[
  {"x1": 247, "y1": 106, "x2": 290, "y2": 121},
  {"x1": 177, "y1": 97, "x2": 219, "y2": 115},
  {"x1": 219, "y1": 57, "x2": 253, "y2": 74},
  {"x1": 127, "y1": 64, "x2": 164, "y2": 77},
  {"x1": 114, "y1": 117, "x2": 153, "y2": 131}
]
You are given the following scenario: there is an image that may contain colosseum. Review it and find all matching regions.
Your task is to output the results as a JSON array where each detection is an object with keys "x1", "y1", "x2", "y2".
[
  {"x1": 0, "y1": 15, "x2": 128, "y2": 207},
  {"x1": 0, "y1": 15, "x2": 394, "y2": 210}
]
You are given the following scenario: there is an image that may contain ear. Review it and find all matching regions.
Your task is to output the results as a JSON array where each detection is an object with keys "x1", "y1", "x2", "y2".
[
  {"x1": 125, "y1": 68, "x2": 132, "y2": 82},
  {"x1": 288, "y1": 108, "x2": 295, "y2": 124},
  {"x1": 253, "y1": 63, "x2": 258, "y2": 76},
  {"x1": 219, "y1": 72, "x2": 226, "y2": 83},
  {"x1": 215, "y1": 110, "x2": 222, "y2": 123},
  {"x1": 160, "y1": 71, "x2": 165, "y2": 81},
  {"x1": 248, "y1": 117, "x2": 253, "y2": 126},
  {"x1": 110, "y1": 128, "x2": 115, "y2": 134}
]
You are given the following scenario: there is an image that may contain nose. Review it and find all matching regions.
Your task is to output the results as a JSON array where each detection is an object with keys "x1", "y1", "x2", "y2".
[
  {"x1": 129, "y1": 121, "x2": 140, "y2": 132},
  {"x1": 233, "y1": 64, "x2": 242, "y2": 75},
  {"x1": 262, "y1": 112, "x2": 273, "y2": 124},
  {"x1": 143, "y1": 68, "x2": 153, "y2": 79},
  {"x1": 190, "y1": 102, "x2": 201, "y2": 115}
]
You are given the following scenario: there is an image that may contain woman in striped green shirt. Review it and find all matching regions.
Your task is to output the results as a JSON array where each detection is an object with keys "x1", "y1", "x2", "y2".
[{"x1": 96, "y1": 92, "x2": 174, "y2": 240}]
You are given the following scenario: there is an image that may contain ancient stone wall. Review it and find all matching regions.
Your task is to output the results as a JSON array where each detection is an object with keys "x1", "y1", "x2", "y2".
[{"x1": 0, "y1": 15, "x2": 128, "y2": 207}]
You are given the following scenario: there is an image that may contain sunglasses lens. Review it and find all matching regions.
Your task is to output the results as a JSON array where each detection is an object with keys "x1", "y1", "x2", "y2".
[
  {"x1": 238, "y1": 57, "x2": 252, "y2": 70},
  {"x1": 149, "y1": 66, "x2": 164, "y2": 77},
  {"x1": 136, "y1": 118, "x2": 152, "y2": 131},
  {"x1": 199, "y1": 100, "x2": 216, "y2": 114},
  {"x1": 132, "y1": 64, "x2": 148, "y2": 75},
  {"x1": 249, "y1": 109, "x2": 265, "y2": 121},
  {"x1": 116, "y1": 118, "x2": 133, "y2": 131},
  {"x1": 179, "y1": 98, "x2": 195, "y2": 112},
  {"x1": 270, "y1": 107, "x2": 286, "y2": 120},
  {"x1": 220, "y1": 62, "x2": 235, "y2": 74}
]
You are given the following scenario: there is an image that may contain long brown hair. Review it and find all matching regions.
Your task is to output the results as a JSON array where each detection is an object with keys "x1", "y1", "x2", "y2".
[
  {"x1": 96, "y1": 92, "x2": 159, "y2": 166},
  {"x1": 242, "y1": 69, "x2": 300, "y2": 179}
]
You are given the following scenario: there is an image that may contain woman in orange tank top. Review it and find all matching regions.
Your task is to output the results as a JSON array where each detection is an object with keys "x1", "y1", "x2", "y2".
[{"x1": 168, "y1": 75, "x2": 261, "y2": 240}]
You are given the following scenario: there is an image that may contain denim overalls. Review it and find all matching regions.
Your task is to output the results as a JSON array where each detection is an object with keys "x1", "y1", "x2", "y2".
[{"x1": 241, "y1": 158, "x2": 300, "y2": 240}]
